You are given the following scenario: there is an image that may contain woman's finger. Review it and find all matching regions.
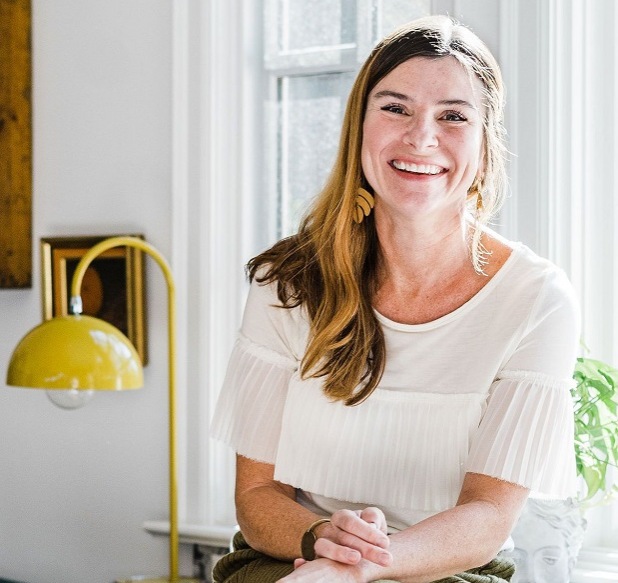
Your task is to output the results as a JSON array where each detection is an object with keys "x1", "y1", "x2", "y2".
[
  {"x1": 314, "y1": 525, "x2": 392, "y2": 567},
  {"x1": 360, "y1": 506, "x2": 389, "y2": 535},
  {"x1": 335, "y1": 530, "x2": 392, "y2": 566},
  {"x1": 313, "y1": 536, "x2": 362, "y2": 565},
  {"x1": 331, "y1": 509, "x2": 390, "y2": 548}
]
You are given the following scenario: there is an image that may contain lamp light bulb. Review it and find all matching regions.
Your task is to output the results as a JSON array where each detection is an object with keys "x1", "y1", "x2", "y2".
[{"x1": 46, "y1": 389, "x2": 95, "y2": 410}]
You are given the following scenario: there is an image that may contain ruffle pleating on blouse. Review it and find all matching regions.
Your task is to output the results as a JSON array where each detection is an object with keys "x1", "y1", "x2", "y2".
[
  {"x1": 274, "y1": 381, "x2": 487, "y2": 511},
  {"x1": 466, "y1": 370, "x2": 576, "y2": 499},
  {"x1": 210, "y1": 333, "x2": 297, "y2": 464},
  {"x1": 211, "y1": 336, "x2": 578, "y2": 516}
]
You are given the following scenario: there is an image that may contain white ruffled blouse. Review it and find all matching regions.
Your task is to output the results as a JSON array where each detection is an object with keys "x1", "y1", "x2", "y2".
[{"x1": 211, "y1": 243, "x2": 581, "y2": 531}]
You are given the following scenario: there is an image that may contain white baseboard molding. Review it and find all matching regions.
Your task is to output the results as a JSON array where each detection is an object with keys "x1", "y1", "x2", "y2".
[{"x1": 143, "y1": 520, "x2": 237, "y2": 548}]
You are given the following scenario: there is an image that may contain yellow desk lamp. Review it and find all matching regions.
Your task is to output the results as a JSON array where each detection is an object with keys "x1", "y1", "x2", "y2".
[{"x1": 6, "y1": 236, "x2": 197, "y2": 583}]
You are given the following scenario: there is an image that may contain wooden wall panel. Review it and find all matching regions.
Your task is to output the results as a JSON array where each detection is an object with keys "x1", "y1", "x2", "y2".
[{"x1": 0, "y1": 0, "x2": 32, "y2": 288}]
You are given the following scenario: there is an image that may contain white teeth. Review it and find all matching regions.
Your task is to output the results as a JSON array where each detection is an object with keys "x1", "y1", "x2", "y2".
[{"x1": 392, "y1": 160, "x2": 443, "y2": 175}]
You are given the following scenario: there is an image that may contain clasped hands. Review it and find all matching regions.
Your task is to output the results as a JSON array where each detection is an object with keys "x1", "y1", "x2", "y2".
[{"x1": 278, "y1": 507, "x2": 392, "y2": 582}]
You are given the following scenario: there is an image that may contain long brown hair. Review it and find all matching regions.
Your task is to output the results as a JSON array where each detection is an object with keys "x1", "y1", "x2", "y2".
[{"x1": 247, "y1": 15, "x2": 507, "y2": 406}]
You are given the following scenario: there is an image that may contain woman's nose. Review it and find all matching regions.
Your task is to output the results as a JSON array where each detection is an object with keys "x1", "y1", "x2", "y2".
[{"x1": 402, "y1": 116, "x2": 438, "y2": 150}]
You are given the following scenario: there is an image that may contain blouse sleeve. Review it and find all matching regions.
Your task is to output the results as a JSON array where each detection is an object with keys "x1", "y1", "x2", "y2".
[
  {"x1": 466, "y1": 267, "x2": 581, "y2": 499},
  {"x1": 209, "y1": 277, "x2": 299, "y2": 463}
]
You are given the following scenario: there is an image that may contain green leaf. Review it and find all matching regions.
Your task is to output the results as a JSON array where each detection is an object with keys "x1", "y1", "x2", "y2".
[
  {"x1": 580, "y1": 464, "x2": 603, "y2": 501},
  {"x1": 572, "y1": 355, "x2": 618, "y2": 504}
]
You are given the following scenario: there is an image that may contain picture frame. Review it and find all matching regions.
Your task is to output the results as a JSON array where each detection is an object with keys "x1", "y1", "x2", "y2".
[
  {"x1": 41, "y1": 235, "x2": 148, "y2": 364},
  {"x1": 0, "y1": 0, "x2": 32, "y2": 288}
]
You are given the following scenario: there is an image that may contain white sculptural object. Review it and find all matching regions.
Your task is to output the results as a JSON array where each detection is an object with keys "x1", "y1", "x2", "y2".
[{"x1": 506, "y1": 499, "x2": 586, "y2": 583}]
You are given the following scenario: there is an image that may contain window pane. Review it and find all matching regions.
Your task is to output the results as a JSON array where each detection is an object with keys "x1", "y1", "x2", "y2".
[
  {"x1": 265, "y1": 0, "x2": 357, "y2": 68},
  {"x1": 377, "y1": 0, "x2": 432, "y2": 40},
  {"x1": 279, "y1": 0, "x2": 356, "y2": 53},
  {"x1": 276, "y1": 72, "x2": 355, "y2": 236}
]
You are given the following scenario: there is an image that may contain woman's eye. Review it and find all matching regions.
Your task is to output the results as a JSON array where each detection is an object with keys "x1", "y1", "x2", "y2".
[
  {"x1": 381, "y1": 104, "x2": 406, "y2": 115},
  {"x1": 442, "y1": 111, "x2": 467, "y2": 122}
]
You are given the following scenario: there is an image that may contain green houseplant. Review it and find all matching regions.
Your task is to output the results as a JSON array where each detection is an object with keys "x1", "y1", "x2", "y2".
[{"x1": 572, "y1": 356, "x2": 618, "y2": 504}]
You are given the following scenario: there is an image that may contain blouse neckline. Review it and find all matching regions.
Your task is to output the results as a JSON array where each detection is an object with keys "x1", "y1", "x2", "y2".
[{"x1": 374, "y1": 242, "x2": 524, "y2": 332}]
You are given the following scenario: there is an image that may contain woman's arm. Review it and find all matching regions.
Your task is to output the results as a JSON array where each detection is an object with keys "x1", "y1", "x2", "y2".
[
  {"x1": 279, "y1": 472, "x2": 529, "y2": 583},
  {"x1": 235, "y1": 454, "x2": 391, "y2": 565},
  {"x1": 376, "y1": 472, "x2": 529, "y2": 582}
]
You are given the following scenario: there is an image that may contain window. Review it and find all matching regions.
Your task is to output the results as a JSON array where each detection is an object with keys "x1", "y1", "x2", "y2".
[
  {"x1": 167, "y1": 1, "x2": 618, "y2": 568},
  {"x1": 263, "y1": 0, "x2": 432, "y2": 241}
]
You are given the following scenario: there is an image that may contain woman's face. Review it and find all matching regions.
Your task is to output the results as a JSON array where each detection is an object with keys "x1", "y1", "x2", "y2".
[{"x1": 361, "y1": 56, "x2": 485, "y2": 224}]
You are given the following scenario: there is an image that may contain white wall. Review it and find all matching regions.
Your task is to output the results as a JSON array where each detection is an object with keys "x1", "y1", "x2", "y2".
[{"x1": 0, "y1": 2, "x2": 193, "y2": 581}]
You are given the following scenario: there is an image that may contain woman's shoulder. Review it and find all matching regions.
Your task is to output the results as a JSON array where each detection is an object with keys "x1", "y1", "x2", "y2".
[
  {"x1": 241, "y1": 267, "x2": 310, "y2": 363},
  {"x1": 484, "y1": 229, "x2": 567, "y2": 281},
  {"x1": 484, "y1": 230, "x2": 578, "y2": 316},
  {"x1": 481, "y1": 233, "x2": 513, "y2": 278}
]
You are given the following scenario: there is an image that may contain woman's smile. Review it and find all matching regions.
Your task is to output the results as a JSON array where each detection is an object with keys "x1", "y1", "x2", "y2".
[{"x1": 390, "y1": 159, "x2": 448, "y2": 176}]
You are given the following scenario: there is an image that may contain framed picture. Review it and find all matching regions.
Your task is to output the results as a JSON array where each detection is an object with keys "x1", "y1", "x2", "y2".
[
  {"x1": 0, "y1": 0, "x2": 32, "y2": 288},
  {"x1": 41, "y1": 235, "x2": 148, "y2": 364}
]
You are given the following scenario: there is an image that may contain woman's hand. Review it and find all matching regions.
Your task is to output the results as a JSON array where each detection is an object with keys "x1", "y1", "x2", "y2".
[
  {"x1": 309, "y1": 507, "x2": 392, "y2": 567},
  {"x1": 278, "y1": 557, "x2": 370, "y2": 583}
]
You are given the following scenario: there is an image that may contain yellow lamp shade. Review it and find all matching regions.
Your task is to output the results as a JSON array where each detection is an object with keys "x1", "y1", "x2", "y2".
[{"x1": 6, "y1": 315, "x2": 143, "y2": 390}]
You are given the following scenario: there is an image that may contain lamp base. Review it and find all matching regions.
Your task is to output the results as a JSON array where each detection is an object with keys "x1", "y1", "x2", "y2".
[{"x1": 116, "y1": 577, "x2": 200, "y2": 582}]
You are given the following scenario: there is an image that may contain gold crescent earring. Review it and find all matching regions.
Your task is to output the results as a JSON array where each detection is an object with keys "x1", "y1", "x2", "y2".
[
  {"x1": 354, "y1": 187, "x2": 375, "y2": 224},
  {"x1": 468, "y1": 180, "x2": 483, "y2": 214}
]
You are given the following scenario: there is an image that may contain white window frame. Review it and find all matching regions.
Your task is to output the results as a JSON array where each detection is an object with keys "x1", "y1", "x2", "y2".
[
  {"x1": 144, "y1": 0, "x2": 260, "y2": 546},
  {"x1": 152, "y1": 1, "x2": 618, "y2": 572},
  {"x1": 499, "y1": 0, "x2": 618, "y2": 573}
]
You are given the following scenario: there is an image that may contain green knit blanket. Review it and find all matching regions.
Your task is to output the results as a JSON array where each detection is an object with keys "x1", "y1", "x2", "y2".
[{"x1": 213, "y1": 531, "x2": 515, "y2": 583}]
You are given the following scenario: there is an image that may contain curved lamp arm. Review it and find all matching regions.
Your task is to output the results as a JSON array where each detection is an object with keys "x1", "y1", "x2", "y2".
[{"x1": 70, "y1": 236, "x2": 181, "y2": 582}]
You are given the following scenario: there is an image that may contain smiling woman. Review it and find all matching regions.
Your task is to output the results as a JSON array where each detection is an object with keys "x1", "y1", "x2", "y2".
[
  {"x1": 170, "y1": 0, "x2": 617, "y2": 578},
  {"x1": 209, "y1": 14, "x2": 580, "y2": 583}
]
